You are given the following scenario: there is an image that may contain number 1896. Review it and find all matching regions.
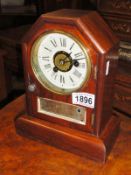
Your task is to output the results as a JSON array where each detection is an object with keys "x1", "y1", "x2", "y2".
[{"x1": 75, "y1": 95, "x2": 92, "y2": 105}]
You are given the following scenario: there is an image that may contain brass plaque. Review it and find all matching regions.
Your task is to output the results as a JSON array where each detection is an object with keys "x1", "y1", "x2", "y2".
[{"x1": 37, "y1": 97, "x2": 86, "y2": 125}]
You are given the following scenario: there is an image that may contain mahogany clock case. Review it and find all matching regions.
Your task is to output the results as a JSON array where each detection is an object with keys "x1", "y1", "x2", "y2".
[{"x1": 15, "y1": 9, "x2": 120, "y2": 162}]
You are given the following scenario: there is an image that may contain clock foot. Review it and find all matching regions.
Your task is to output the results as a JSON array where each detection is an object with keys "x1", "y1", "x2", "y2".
[{"x1": 15, "y1": 114, "x2": 120, "y2": 163}]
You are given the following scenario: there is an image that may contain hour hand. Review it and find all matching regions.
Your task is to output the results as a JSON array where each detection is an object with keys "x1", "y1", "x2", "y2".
[
  {"x1": 63, "y1": 52, "x2": 72, "y2": 62},
  {"x1": 64, "y1": 59, "x2": 81, "y2": 67}
]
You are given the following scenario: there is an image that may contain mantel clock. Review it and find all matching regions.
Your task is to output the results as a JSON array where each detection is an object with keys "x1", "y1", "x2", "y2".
[{"x1": 15, "y1": 9, "x2": 120, "y2": 162}]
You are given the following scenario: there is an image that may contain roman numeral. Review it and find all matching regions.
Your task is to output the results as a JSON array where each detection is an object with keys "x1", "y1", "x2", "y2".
[
  {"x1": 60, "y1": 75, "x2": 65, "y2": 84},
  {"x1": 60, "y1": 38, "x2": 66, "y2": 47},
  {"x1": 54, "y1": 74, "x2": 58, "y2": 80},
  {"x1": 51, "y1": 72, "x2": 58, "y2": 80},
  {"x1": 79, "y1": 63, "x2": 86, "y2": 68},
  {"x1": 42, "y1": 56, "x2": 49, "y2": 58},
  {"x1": 44, "y1": 64, "x2": 51, "y2": 69},
  {"x1": 74, "y1": 52, "x2": 83, "y2": 58},
  {"x1": 44, "y1": 47, "x2": 52, "y2": 52},
  {"x1": 69, "y1": 76, "x2": 74, "y2": 83},
  {"x1": 50, "y1": 39, "x2": 57, "y2": 47},
  {"x1": 69, "y1": 43, "x2": 75, "y2": 50},
  {"x1": 42, "y1": 56, "x2": 49, "y2": 61},
  {"x1": 73, "y1": 69, "x2": 82, "y2": 78}
]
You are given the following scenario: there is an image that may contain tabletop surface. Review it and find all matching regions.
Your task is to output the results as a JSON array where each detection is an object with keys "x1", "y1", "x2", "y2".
[{"x1": 0, "y1": 95, "x2": 131, "y2": 175}]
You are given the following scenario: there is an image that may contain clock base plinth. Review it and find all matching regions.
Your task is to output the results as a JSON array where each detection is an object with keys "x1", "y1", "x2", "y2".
[{"x1": 15, "y1": 114, "x2": 120, "y2": 162}]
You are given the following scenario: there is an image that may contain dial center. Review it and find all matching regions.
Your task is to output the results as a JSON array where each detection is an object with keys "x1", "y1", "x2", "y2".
[{"x1": 53, "y1": 51, "x2": 72, "y2": 72}]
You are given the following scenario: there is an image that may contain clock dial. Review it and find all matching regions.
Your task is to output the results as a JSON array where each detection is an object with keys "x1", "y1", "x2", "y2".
[{"x1": 31, "y1": 31, "x2": 91, "y2": 94}]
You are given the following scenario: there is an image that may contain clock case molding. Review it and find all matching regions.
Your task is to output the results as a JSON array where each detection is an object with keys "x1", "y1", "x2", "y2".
[{"x1": 15, "y1": 9, "x2": 120, "y2": 162}]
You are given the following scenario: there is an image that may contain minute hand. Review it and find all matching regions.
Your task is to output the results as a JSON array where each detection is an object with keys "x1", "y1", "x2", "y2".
[{"x1": 64, "y1": 57, "x2": 86, "y2": 63}]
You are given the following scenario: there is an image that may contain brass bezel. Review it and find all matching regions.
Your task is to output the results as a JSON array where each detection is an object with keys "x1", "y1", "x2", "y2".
[{"x1": 31, "y1": 30, "x2": 91, "y2": 95}]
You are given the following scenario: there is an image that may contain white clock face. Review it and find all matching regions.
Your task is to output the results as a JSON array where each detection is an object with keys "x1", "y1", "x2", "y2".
[{"x1": 31, "y1": 31, "x2": 91, "y2": 94}]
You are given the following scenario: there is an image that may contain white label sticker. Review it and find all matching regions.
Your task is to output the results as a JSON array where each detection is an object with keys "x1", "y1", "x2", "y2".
[{"x1": 72, "y1": 92, "x2": 95, "y2": 108}]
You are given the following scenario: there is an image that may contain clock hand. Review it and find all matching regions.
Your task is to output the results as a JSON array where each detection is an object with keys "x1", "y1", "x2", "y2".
[
  {"x1": 64, "y1": 57, "x2": 85, "y2": 63},
  {"x1": 59, "y1": 52, "x2": 72, "y2": 65},
  {"x1": 62, "y1": 52, "x2": 72, "y2": 61},
  {"x1": 64, "y1": 58, "x2": 86, "y2": 67}
]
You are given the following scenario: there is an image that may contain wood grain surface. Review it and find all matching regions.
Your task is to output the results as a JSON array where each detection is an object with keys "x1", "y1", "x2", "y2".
[{"x1": 0, "y1": 95, "x2": 130, "y2": 175}]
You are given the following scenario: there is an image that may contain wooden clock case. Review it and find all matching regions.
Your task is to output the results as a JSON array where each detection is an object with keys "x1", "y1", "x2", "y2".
[{"x1": 15, "y1": 9, "x2": 120, "y2": 162}]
